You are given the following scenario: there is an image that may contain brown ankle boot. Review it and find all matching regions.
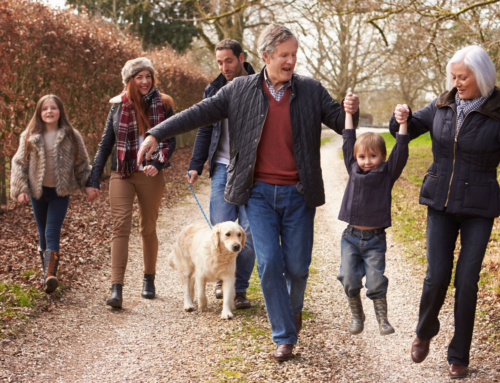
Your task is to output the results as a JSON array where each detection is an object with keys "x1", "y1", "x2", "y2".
[{"x1": 43, "y1": 250, "x2": 60, "y2": 294}]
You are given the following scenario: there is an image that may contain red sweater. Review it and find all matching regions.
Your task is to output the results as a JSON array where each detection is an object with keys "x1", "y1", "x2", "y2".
[{"x1": 253, "y1": 82, "x2": 300, "y2": 185}]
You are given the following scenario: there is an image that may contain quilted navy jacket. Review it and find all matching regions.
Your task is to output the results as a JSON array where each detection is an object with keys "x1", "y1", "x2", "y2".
[
  {"x1": 188, "y1": 62, "x2": 255, "y2": 177},
  {"x1": 389, "y1": 87, "x2": 500, "y2": 218},
  {"x1": 148, "y1": 67, "x2": 358, "y2": 208}
]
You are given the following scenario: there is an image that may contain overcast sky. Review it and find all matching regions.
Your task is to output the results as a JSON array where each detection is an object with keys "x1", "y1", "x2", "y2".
[{"x1": 45, "y1": 0, "x2": 68, "y2": 9}]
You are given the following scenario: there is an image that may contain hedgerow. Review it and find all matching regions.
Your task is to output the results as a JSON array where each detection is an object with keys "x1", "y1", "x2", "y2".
[{"x1": 0, "y1": 0, "x2": 211, "y2": 206}]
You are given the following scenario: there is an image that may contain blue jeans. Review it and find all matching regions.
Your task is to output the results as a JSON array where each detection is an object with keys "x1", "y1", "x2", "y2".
[
  {"x1": 30, "y1": 187, "x2": 70, "y2": 253},
  {"x1": 417, "y1": 207, "x2": 494, "y2": 366},
  {"x1": 245, "y1": 181, "x2": 316, "y2": 345},
  {"x1": 210, "y1": 163, "x2": 255, "y2": 293},
  {"x1": 337, "y1": 226, "x2": 388, "y2": 300}
]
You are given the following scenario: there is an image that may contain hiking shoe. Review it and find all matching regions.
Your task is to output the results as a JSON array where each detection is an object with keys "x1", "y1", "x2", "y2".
[{"x1": 43, "y1": 250, "x2": 60, "y2": 294}]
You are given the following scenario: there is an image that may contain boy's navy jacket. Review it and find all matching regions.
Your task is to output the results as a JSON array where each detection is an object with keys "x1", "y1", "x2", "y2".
[
  {"x1": 338, "y1": 129, "x2": 410, "y2": 227},
  {"x1": 188, "y1": 62, "x2": 255, "y2": 177}
]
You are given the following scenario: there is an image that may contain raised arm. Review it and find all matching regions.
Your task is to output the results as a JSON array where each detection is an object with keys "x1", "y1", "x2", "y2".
[
  {"x1": 388, "y1": 104, "x2": 410, "y2": 182},
  {"x1": 342, "y1": 96, "x2": 357, "y2": 173},
  {"x1": 321, "y1": 87, "x2": 360, "y2": 134},
  {"x1": 389, "y1": 98, "x2": 437, "y2": 140}
]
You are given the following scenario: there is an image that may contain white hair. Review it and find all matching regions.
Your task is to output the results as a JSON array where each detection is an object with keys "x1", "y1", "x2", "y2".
[
  {"x1": 446, "y1": 45, "x2": 496, "y2": 97},
  {"x1": 257, "y1": 24, "x2": 297, "y2": 62}
]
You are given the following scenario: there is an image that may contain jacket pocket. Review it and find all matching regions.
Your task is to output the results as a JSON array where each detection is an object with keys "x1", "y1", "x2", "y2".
[
  {"x1": 420, "y1": 172, "x2": 439, "y2": 200},
  {"x1": 463, "y1": 183, "x2": 491, "y2": 210}
]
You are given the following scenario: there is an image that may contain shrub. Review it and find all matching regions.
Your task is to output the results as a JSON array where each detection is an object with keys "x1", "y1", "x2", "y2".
[{"x1": 0, "y1": 0, "x2": 211, "y2": 205}]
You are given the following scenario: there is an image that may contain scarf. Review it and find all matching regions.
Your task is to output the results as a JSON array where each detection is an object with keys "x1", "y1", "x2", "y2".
[
  {"x1": 116, "y1": 87, "x2": 169, "y2": 177},
  {"x1": 455, "y1": 88, "x2": 493, "y2": 134}
]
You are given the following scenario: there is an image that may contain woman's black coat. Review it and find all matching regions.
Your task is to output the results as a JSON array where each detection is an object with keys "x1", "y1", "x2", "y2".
[{"x1": 390, "y1": 87, "x2": 500, "y2": 218}]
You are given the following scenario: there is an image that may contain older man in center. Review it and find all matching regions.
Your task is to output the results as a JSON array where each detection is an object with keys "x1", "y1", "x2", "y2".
[{"x1": 139, "y1": 24, "x2": 360, "y2": 361}]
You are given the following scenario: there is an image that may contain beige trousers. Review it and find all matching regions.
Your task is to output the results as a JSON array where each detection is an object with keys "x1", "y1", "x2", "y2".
[{"x1": 109, "y1": 171, "x2": 165, "y2": 285}]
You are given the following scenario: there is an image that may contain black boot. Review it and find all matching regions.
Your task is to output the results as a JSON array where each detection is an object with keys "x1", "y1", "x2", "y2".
[
  {"x1": 141, "y1": 274, "x2": 155, "y2": 299},
  {"x1": 106, "y1": 284, "x2": 123, "y2": 308},
  {"x1": 43, "y1": 250, "x2": 60, "y2": 294}
]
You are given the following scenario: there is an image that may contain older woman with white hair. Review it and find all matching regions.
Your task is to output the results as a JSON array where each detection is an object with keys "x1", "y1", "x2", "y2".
[{"x1": 390, "y1": 45, "x2": 499, "y2": 378}]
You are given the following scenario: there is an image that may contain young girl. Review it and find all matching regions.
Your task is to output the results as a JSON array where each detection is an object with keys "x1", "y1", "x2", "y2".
[
  {"x1": 337, "y1": 99, "x2": 409, "y2": 336},
  {"x1": 10, "y1": 95, "x2": 91, "y2": 294}
]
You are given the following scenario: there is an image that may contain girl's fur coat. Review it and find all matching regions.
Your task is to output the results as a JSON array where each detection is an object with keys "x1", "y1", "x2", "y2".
[{"x1": 10, "y1": 128, "x2": 91, "y2": 200}]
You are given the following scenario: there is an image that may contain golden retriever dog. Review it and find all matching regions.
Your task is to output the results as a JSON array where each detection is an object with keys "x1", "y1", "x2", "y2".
[{"x1": 168, "y1": 221, "x2": 246, "y2": 319}]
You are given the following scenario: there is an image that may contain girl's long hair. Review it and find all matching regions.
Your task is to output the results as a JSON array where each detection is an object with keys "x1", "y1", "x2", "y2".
[
  {"x1": 126, "y1": 71, "x2": 156, "y2": 136},
  {"x1": 24, "y1": 95, "x2": 79, "y2": 161}
]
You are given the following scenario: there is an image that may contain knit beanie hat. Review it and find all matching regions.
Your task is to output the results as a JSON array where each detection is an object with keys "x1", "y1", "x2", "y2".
[{"x1": 121, "y1": 57, "x2": 156, "y2": 86}]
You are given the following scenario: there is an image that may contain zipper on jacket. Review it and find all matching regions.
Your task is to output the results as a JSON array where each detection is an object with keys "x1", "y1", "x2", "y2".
[
  {"x1": 250, "y1": 91, "x2": 270, "y2": 187},
  {"x1": 444, "y1": 108, "x2": 478, "y2": 207},
  {"x1": 425, "y1": 172, "x2": 438, "y2": 178}
]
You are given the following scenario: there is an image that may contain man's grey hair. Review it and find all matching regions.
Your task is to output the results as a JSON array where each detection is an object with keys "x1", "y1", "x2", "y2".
[
  {"x1": 446, "y1": 45, "x2": 496, "y2": 97},
  {"x1": 257, "y1": 24, "x2": 297, "y2": 62}
]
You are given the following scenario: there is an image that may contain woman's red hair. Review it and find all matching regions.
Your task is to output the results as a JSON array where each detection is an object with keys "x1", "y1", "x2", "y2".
[{"x1": 126, "y1": 72, "x2": 156, "y2": 136}]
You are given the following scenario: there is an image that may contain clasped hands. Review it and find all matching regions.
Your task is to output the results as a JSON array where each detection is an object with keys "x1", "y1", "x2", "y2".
[
  {"x1": 395, "y1": 104, "x2": 410, "y2": 124},
  {"x1": 85, "y1": 164, "x2": 158, "y2": 202}
]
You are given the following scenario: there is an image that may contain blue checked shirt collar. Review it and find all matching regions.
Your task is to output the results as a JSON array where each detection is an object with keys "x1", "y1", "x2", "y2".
[
  {"x1": 455, "y1": 88, "x2": 494, "y2": 134},
  {"x1": 264, "y1": 69, "x2": 292, "y2": 102}
]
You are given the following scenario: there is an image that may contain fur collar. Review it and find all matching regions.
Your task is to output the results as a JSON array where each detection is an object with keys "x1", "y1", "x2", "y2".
[
  {"x1": 109, "y1": 93, "x2": 175, "y2": 111},
  {"x1": 27, "y1": 128, "x2": 67, "y2": 149},
  {"x1": 436, "y1": 87, "x2": 500, "y2": 121}
]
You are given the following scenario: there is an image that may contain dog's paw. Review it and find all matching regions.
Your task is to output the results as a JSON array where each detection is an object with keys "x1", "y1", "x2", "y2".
[
  {"x1": 184, "y1": 305, "x2": 195, "y2": 312},
  {"x1": 229, "y1": 302, "x2": 236, "y2": 311},
  {"x1": 221, "y1": 310, "x2": 234, "y2": 320}
]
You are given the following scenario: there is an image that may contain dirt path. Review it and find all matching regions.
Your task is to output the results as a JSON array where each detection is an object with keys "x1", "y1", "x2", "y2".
[{"x1": 2, "y1": 132, "x2": 499, "y2": 382}]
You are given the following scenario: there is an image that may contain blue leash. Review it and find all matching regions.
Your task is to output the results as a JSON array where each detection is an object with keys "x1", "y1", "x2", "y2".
[{"x1": 187, "y1": 171, "x2": 212, "y2": 230}]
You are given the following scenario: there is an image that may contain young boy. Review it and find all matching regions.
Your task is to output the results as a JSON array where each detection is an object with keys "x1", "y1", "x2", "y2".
[{"x1": 337, "y1": 103, "x2": 409, "y2": 336}]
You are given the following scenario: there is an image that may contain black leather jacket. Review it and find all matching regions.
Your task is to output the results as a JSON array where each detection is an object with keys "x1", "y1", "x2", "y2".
[
  {"x1": 390, "y1": 87, "x2": 500, "y2": 218},
  {"x1": 188, "y1": 62, "x2": 255, "y2": 177},
  {"x1": 148, "y1": 67, "x2": 358, "y2": 208},
  {"x1": 86, "y1": 101, "x2": 176, "y2": 188}
]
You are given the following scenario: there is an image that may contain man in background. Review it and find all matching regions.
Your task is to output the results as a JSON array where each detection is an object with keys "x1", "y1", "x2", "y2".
[{"x1": 186, "y1": 39, "x2": 256, "y2": 309}]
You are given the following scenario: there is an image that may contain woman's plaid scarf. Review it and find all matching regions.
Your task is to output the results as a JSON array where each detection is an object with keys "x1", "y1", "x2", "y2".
[
  {"x1": 116, "y1": 87, "x2": 169, "y2": 177},
  {"x1": 455, "y1": 88, "x2": 493, "y2": 134}
]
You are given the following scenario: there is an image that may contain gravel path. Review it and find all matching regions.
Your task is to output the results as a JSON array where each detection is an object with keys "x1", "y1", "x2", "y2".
[{"x1": 1, "y1": 132, "x2": 498, "y2": 382}]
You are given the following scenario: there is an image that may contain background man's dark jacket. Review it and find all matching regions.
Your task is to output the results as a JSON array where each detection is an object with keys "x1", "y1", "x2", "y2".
[
  {"x1": 148, "y1": 67, "x2": 359, "y2": 208},
  {"x1": 189, "y1": 62, "x2": 255, "y2": 177},
  {"x1": 389, "y1": 87, "x2": 500, "y2": 218}
]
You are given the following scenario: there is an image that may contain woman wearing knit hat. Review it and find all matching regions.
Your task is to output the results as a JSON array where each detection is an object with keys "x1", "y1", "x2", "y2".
[{"x1": 86, "y1": 57, "x2": 176, "y2": 308}]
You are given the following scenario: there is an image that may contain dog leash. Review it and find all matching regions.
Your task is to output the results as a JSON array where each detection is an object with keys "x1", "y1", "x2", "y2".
[{"x1": 187, "y1": 171, "x2": 212, "y2": 230}]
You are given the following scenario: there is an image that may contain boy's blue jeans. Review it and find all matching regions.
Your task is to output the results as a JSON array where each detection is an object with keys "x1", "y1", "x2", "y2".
[
  {"x1": 337, "y1": 226, "x2": 388, "y2": 300},
  {"x1": 210, "y1": 163, "x2": 255, "y2": 293},
  {"x1": 245, "y1": 181, "x2": 316, "y2": 345},
  {"x1": 30, "y1": 187, "x2": 70, "y2": 253}
]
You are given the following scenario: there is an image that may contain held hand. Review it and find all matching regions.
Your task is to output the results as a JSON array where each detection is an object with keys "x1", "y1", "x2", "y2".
[
  {"x1": 86, "y1": 187, "x2": 100, "y2": 202},
  {"x1": 137, "y1": 135, "x2": 158, "y2": 164},
  {"x1": 143, "y1": 165, "x2": 159, "y2": 177},
  {"x1": 344, "y1": 92, "x2": 360, "y2": 115},
  {"x1": 17, "y1": 193, "x2": 29, "y2": 204},
  {"x1": 394, "y1": 104, "x2": 410, "y2": 124},
  {"x1": 186, "y1": 170, "x2": 199, "y2": 185}
]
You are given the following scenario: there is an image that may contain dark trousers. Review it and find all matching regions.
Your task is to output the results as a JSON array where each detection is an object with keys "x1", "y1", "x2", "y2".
[
  {"x1": 417, "y1": 207, "x2": 493, "y2": 366},
  {"x1": 30, "y1": 187, "x2": 70, "y2": 253}
]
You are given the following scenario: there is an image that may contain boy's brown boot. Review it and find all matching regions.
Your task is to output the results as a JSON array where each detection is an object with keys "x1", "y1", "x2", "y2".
[
  {"x1": 347, "y1": 294, "x2": 365, "y2": 335},
  {"x1": 43, "y1": 250, "x2": 60, "y2": 294},
  {"x1": 373, "y1": 298, "x2": 395, "y2": 335}
]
